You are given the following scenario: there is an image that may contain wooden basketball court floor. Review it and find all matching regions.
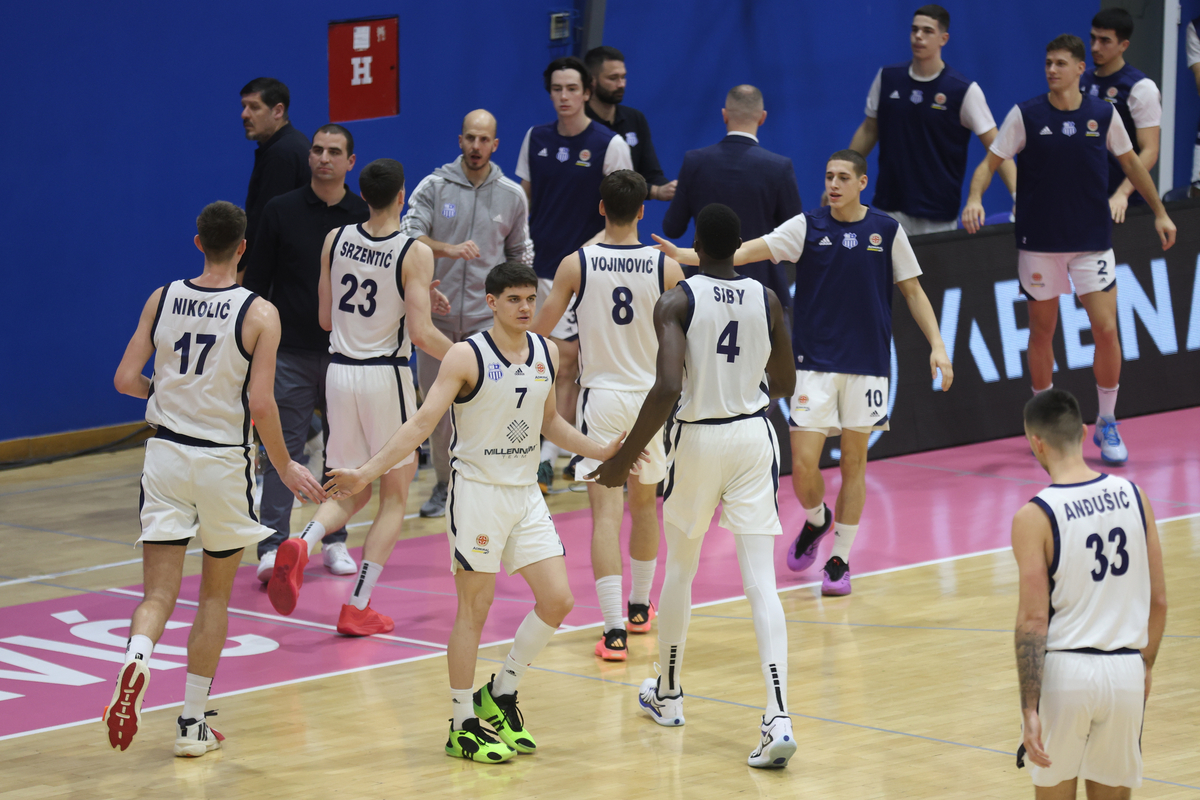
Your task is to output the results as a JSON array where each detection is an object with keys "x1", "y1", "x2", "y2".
[{"x1": 1, "y1": 408, "x2": 1197, "y2": 799}]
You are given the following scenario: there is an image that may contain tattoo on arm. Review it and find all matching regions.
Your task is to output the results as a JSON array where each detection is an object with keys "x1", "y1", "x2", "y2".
[{"x1": 1015, "y1": 628, "x2": 1047, "y2": 711}]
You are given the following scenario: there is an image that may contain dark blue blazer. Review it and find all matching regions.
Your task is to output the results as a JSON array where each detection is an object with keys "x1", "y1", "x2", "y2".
[{"x1": 662, "y1": 134, "x2": 802, "y2": 300}]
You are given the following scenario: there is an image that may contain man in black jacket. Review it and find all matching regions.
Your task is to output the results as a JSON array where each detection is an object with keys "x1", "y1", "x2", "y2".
[{"x1": 239, "y1": 78, "x2": 311, "y2": 276}]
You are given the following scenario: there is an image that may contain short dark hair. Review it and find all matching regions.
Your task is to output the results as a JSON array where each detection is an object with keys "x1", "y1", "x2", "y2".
[
  {"x1": 313, "y1": 123, "x2": 355, "y2": 156},
  {"x1": 486, "y1": 262, "x2": 539, "y2": 297},
  {"x1": 1047, "y1": 34, "x2": 1087, "y2": 62},
  {"x1": 1092, "y1": 8, "x2": 1134, "y2": 42},
  {"x1": 600, "y1": 170, "x2": 647, "y2": 224},
  {"x1": 544, "y1": 56, "x2": 592, "y2": 94},
  {"x1": 1023, "y1": 389, "x2": 1085, "y2": 451},
  {"x1": 359, "y1": 159, "x2": 405, "y2": 210},
  {"x1": 584, "y1": 46, "x2": 625, "y2": 75},
  {"x1": 695, "y1": 204, "x2": 741, "y2": 260},
  {"x1": 828, "y1": 149, "x2": 868, "y2": 178},
  {"x1": 913, "y1": 4, "x2": 950, "y2": 32},
  {"x1": 240, "y1": 77, "x2": 290, "y2": 113},
  {"x1": 196, "y1": 201, "x2": 247, "y2": 262}
]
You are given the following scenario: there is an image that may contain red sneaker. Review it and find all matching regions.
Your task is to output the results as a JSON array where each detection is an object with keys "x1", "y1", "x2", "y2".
[
  {"x1": 627, "y1": 602, "x2": 656, "y2": 634},
  {"x1": 337, "y1": 603, "x2": 394, "y2": 636},
  {"x1": 268, "y1": 538, "x2": 308, "y2": 616},
  {"x1": 103, "y1": 659, "x2": 150, "y2": 751},
  {"x1": 594, "y1": 628, "x2": 628, "y2": 661}
]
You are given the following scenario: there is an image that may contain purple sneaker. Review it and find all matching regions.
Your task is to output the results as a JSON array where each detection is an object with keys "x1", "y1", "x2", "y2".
[
  {"x1": 786, "y1": 505, "x2": 833, "y2": 573},
  {"x1": 821, "y1": 556, "x2": 851, "y2": 596}
]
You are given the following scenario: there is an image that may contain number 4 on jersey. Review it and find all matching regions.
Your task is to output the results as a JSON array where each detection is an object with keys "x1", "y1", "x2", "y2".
[{"x1": 716, "y1": 321, "x2": 740, "y2": 363}]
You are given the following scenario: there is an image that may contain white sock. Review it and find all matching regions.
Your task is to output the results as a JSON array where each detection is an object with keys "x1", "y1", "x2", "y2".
[
  {"x1": 348, "y1": 560, "x2": 383, "y2": 610},
  {"x1": 803, "y1": 504, "x2": 825, "y2": 527},
  {"x1": 540, "y1": 441, "x2": 559, "y2": 464},
  {"x1": 658, "y1": 642, "x2": 685, "y2": 696},
  {"x1": 125, "y1": 634, "x2": 154, "y2": 665},
  {"x1": 300, "y1": 520, "x2": 326, "y2": 553},
  {"x1": 1032, "y1": 383, "x2": 1053, "y2": 396},
  {"x1": 763, "y1": 662, "x2": 788, "y2": 720},
  {"x1": 830, "y1": 523, "x2": 859, "y2": 562},
  {"x1": 595, "y1": 575, "x2": 623, "y2": 633},
  {"x1": 450, "y1": 687, "x2": 474, "y2": 729},
  {"x1": 1097, "y1": 384, "x2": 1119, "y2": 420},
  {"x1": 629, "y1": 557, "x2": 656, "y2": 606},
  {"x1": 493, "y1": 611, "x2": 557, "y2": 696},
  {"x1": 182, "y1": 672, "x2": 212, "y2": 721}
]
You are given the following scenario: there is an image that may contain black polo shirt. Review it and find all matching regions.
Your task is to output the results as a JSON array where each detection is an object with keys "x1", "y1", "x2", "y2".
[
  {"x1": 585, "y1": 103, "x2": 667, "y2": 187},
  {"x1": 243, "y1": 184, "x2": 370, "y2": 352},
  {"x1": 240, "y1": 122, "x2": 312, "y2": 272}
]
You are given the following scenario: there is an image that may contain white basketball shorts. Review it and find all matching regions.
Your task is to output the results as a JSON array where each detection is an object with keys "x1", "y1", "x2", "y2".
[
  {"x1": 573, "y1": 387, "x2": 667, "y2": 484},
  {"x1": 663, "y1": 416, "x2": 782, "y2": 539},
  {"x1": 1030, "y1": 650, "x2": 1145, "y2": 789},
  {"x1": 789, "y1": 371, "x2": 890, "y2": 437},
  {"x1": 325, "y1": 362, "x2": 417, "y2": 471},
  {"x1": 139, "y1": 437, "x2": 273, "y2": 552},
  {"x1": 446, "y1": 473, "x2": 565, "y2": 575},
  {"x1": 1018, "y1": 249, "x2": 1117, "y2": 301},
  {"x1": 537, "y1": 278, "x2": 579, "y2": 341}
]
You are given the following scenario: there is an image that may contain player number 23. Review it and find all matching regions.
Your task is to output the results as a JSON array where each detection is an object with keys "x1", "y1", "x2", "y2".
[
  {"x1": 1085, "y1": 527, "x2": 1129, "y2": 582},
  {"x1": 339, "y1": 274, "x2": 378, "y2": 317}
]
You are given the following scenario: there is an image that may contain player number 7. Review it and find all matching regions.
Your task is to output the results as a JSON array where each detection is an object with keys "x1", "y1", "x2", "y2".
[{"x1": 514, "y1": 387, "x2": 527, "y2": 408}]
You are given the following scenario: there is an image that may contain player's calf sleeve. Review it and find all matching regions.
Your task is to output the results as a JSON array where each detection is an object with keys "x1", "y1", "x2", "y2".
[
  {"x1": 657, "y1": 524, "x2": 702, "y2": 645},
  {"x1": 736, "y1": 534, "x2": 789, "y2": 717}
]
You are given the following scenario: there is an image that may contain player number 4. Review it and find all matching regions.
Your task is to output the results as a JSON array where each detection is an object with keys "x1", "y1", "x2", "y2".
[
  {"x1": 716, "y1": 321, "x2": 741, "y2": 363},
  {"x1": 173, "y1": 332, "x2": 217, "y2": 376}
]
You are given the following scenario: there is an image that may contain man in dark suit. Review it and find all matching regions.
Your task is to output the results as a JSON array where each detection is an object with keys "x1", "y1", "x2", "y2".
[{"x1": 662, "y1": 85, "x2": 802, "y2": 300}]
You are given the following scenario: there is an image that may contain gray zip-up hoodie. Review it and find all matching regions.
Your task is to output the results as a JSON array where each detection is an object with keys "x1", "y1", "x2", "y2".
[{"x1": 400, "y1": 156, "x2": 534, "y2": 333}]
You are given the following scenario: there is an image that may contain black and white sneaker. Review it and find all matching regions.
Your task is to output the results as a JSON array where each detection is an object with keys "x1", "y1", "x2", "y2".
[{"x1": 174, "y1": 710, "x2": 224, "y2": 757}]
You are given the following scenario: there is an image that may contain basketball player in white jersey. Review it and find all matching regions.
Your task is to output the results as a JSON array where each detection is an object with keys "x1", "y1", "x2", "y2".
[
  {"x1": 533, "y1": 169, "x2": 685, "y2": 660},
  {"x1": 592, "y1": 204, "x2": 800, "y2": 768},
  {"x1": 265, "y1": 159, "x2": 453, "y2": 635},
  {"x1": 105, "y1": 202, "x2": 325, "y2": 757},
  {"x1": 324, "y1": 262, "x2": 644, "y2": 762},
  {"x1": 1012, "y1": 389, "x2": 1167, "y2": 797}
]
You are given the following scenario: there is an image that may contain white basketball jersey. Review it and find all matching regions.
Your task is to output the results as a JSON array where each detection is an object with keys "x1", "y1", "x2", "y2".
[
  {"x1": 450, "y1": 331, "x2": 555, "y2": 486},
  {"x1": 328, "y1": 224, "x2": 415, "y2": 360},
  {"x1": 675, "y1": 274, "x2": 772, "y2": 423},
  {"x1": 1033, "y1": 475, "x2": 1151, "y2": 652},
  {"x1": 573, "y1": 243, "x2": 664, "y2": 392},
  {"x1": 145, "y1": 280, "x2": 259, "y2": 446}
]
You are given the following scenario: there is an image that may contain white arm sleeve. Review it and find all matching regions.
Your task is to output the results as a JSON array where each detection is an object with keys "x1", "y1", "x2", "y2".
[
  {"x1": 960, "y1": 82, "x2": 998, "y2": 136},
  {"x1": 602, "y1": 135, "x2": 633, "y2": 174},
  {"x1": 515, "y1": 128, "x2": 533, "y2": 181},
  {"x1": 891, "y1": 226, "x2": 923, "y2": 283},
  {"x1": 760, "y1": 214, "x2": 808, "y2": 264},
  {"x1": 1106, "y1": 106, "x2": 1134, "y2": 156},
  {"x1": 1187, "y1": 21, "x2": 1200, "y2": 67},
  {"x1": 1127, "y1": 78, "x2": 1162, "y2": 128},
  {"x1": 989, "y1": 106, "x2": 1025, "y2": 159},
  {"x1": 864, "y1": 69, "x2": 882, "y2": 118}
]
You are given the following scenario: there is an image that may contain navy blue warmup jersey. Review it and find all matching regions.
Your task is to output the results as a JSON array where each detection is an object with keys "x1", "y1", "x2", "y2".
[
  {"x1": 1014, "y1": 95, "x2": 1114, "y2": 253},
  {"x1": 874, "y1": 63, "x2": 974, "y2": 221},
  {"x1": 792, "y1": 207, "x2": 900, "y2": 378},
  {"x1": 1080, "y1": 64, "x2": 1151, "y2": 201}
]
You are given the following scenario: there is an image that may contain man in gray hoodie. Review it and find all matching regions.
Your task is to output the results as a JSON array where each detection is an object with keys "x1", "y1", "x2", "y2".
[{"x1": 401, "y1": 109, "x2": 535, "y2": 516}]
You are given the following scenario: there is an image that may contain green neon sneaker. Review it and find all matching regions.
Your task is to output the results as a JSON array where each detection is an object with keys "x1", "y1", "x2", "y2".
[
  {"x1": 474, "y1": 675, "x2": 537, "y2": 753},
  {"x1": 444, "y1": 717, "x2": 515, "y2": 763}
]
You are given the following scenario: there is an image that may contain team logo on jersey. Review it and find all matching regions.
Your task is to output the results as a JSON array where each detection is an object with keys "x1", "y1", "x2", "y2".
[
  {"x1": 867, "y1": 231, "x2": 883, "y2": 252},
  {"x1": 1089, "y1": 84, "x2": 1099, "y2": 96},
  {"x1": 889, "y1": 89, "x2": 900, "y2": 99},
  {"x1": 869, "y1": 233, "x2": 883, "y2": 246},
  {"x1": 1039, "y1": 126, "x2": 1053, "y2": 136},
  {"x1": 579, "y1": 149, "x2": 592, "y2": 162},
  {"x1": 910, "y1": 89, "x2": 923, "y2": 104},
  {"x1": 842, "y1": 232, "x2": 858, "y2": 250},
  {"x1": 931, "y1": 92, "x2": 947, "y2": 110},
  {"x1": 487, "y1": 362, "x2": 503, "y2": 381},
  {"x1": 1086, "y1": 119, "x2": 1100, "y2": 137},
  {"x1": 1107, "y1": 86, "x2": 1118, "y2": 98},
  {"x1": 624, "y1": 132, "x2": 638, "y2": 147},
  {"x1": 534, "y1": 361, "x2": 549, "y2": 380},
  {"x1": 795, "y1": 394, "x2": 810, "y2": 412},
  {"x1": 538, "y1": 147, "x2": 549, "y2": 157},
  {"x1": 818, "y1": 236, "x2": 832, "y2": 246},
  {"x1": 442, "y1": 203, "x2": 456, "y2": 218},
  {"x1": 476, "y1": 534, "x2": 489, "y2": 548},
  {"x1": 1062, "y1": 121, "x2": 1077, "y2": 137},
  {"x1": 506, "y1": 420, "x2": 530, "y2": 443},
  {"x1": 556, "y1": 147, "x2": 569, "y2": 162}
]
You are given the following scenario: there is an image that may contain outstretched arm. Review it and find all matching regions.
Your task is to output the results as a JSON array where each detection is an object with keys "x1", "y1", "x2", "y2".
[
  {"x1": 652, "y1": 234, "x2": 774, "y2": 268},
  {"x1": 896, "y1": 277, "x2": 953, "y2": 391},
  {"x1": 1012, "y1": 502, "x2": 1053, "y2": 769},
  {"x1": 538, "y1": 339, "x2": 638, "y2": 463}
]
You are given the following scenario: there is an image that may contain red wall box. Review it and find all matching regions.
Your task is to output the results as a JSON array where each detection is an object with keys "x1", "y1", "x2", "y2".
[{"x1": 328, "y1": 16, "x2": 399, "y2": 123}]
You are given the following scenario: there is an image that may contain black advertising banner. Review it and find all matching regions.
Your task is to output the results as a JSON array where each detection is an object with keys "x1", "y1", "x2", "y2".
[{"x1": 804, "y1": 199, "x2": 1200, "y2": 469}]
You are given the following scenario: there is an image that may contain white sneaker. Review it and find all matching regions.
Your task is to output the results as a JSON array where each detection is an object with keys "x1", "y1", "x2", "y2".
[
  {"x1": 322, "y1": 542, "x2": 357, "y2": 575},
  {"x1": 174, "y1": 711, "x2": 224, "y2": 757},
  {"x1": 638, "y1": 676, "x2": 684, "y2": 727},
  {"x1": 256, "y1": 550, "x2": 276, "y2": 583},
  {"x1": 1093, "y1": 417, "x2": 1128, "y2": 466},
  {"x1": 748, "y1": 715, "x2": 797, "y2": 769}
]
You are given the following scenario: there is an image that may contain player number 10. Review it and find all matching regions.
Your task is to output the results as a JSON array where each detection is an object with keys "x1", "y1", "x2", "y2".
[{"x1": 865, "y1": 389, "x2": 884, "y2": 407}]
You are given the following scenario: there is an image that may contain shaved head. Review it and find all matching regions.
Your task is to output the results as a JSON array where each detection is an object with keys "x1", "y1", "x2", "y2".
[
  {"x1": 724, "y1": 85, "x2": 764, "y2": 124},
  {"x1": 462, "y1": 109, "x2": 497, "y2": 136}
]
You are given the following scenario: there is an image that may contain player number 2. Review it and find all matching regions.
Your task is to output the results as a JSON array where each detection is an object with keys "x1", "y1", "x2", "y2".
[
  {"x1": 339, "y1": 274, "x2": 378, "y2": 317},
  {"x1": 865, "y1": 389, "x2": 884, "y2": 407},
  {"x1": 716, "y1": 321, "x2": 741, "y2": 363},
  {"x1": 1086, "y1": 527, "x2": 1129, "y2": 582},
  {"x1": 173, "y1": 332, "x2": 217, "y2": 376},
  {"x1": 611, "y1": 286, "x2": 634, "y2": 325}
]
